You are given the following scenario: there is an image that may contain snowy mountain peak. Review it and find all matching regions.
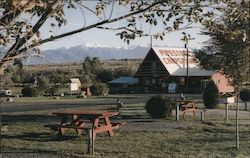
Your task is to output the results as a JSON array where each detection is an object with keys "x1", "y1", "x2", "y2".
[
  {"x1": 82, "y1": 42, "x2": 111, "y2": 48},
  {"x1": 24, "y1": 44, "x2": 150, "y2": 65}
]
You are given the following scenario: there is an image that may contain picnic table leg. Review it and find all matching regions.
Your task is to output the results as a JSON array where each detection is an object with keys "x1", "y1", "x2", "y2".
[
  {"x1": 193, "y1": 103, "x2": 196, "y2": 118},
  {"x1": 86, "y1": 128, "x2": 95, "y2": 155},
  {"x1": 72, "y1": 114, "x2": 83, "y2": 136},
  {"x1": 91, "y1": 118, "x2": 98, "y2": 140},
  {"x1": 91, "y1": 126, "x2": 94, "y2": 155},
  {"x1": 59, "y1": 116, "x2": 68, "y2": 136},
  {"x1": 104, "y1": 116, "x2": 114, "y2": 137}
]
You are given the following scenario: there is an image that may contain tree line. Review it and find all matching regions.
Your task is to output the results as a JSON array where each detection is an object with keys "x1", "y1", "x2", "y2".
[{"x1": 0, "y1": 57, "x2": 136, "y2": 96}]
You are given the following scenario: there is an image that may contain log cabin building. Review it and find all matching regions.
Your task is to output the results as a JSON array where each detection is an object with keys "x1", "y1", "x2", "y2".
[{"x1": 134, "y1": 47, "x2": 234, "y2": 93}]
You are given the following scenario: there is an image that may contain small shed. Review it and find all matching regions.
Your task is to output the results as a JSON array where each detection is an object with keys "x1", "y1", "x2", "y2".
[
  {"x1": 171, "y1": 68, "x2": 235, "y2": 93},
  {"x1": 70, "y1": 78, "x2": 81, "y2": 95},
  {"x1": 108, "y1": 77, "x2": 139, "y2": 94}
]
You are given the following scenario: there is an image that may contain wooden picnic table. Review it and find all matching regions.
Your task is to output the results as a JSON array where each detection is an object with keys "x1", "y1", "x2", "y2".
[
  {"x1": 176, "y1": 100, "x2": 198, "y2": 119},
  {"x1": 51, "y1": 109, "x2": 121, "y2": 139}
]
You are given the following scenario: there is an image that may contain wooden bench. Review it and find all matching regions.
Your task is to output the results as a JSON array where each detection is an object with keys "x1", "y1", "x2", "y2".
[
  {"x1": 44, "y1": 124, "x2": 91, "y2": 135},
  {"x1": 111, "y1": 122, "x2": 126, "y2": 130},
  {"x1": 180, "y1": 101, "x2": 198, "y2": 119},
  {"x1": 44, "y1": 121, "x2": 126, "y2": 135},
  {"x1": 48, "y1": 110, "x2": 124, "y2": 154}
]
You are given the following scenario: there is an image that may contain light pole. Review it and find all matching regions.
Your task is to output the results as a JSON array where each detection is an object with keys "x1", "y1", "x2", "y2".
[
  {"x1": 150, "y1": 36, "x2": 153, "y2": 48},
  {"x1": 181, "y1": 33, "x2": 194, "y2": 88},
  {"x1": 185, "y1": 43, "x2": 189, "y2": 88}
]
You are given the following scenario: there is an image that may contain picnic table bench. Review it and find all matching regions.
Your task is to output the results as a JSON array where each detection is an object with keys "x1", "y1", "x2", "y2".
[
  {"x1": 176, "y1": 100, "x2": 198, "y2": 119},
  {"x1": 45, "y1": 109, "x2": 126, "y2": 154},
  {"x1": 45, "y1": 109, "x2": 125, "y2": 139}
]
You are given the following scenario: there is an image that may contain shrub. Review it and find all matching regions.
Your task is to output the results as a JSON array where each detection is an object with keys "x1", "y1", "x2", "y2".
[
  {"x1": 240, "y1": 89, "x2": 250, "y2": 102},
  {"x1": 203, "y1": 80, "x2": 219, "y2": 109},
  {"x1": 21, "y1": 87, "x2": 38, "y2": 97},
  {"x1": 91, "y1": 82, "x2": 109, "y2": 96},
  {"x1": 45, "y1": 85, "x2": 60, "y2": 96},
  {"x1": 145, "y1": 95, "x2": 173, "y2": 118}
]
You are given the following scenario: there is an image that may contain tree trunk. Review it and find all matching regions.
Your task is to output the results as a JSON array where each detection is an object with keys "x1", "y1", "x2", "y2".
[{"x1": 236, "y1": 92, "x2": 240, "y2": 150}]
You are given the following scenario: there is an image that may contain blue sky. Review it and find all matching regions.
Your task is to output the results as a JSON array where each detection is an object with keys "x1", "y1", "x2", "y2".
[{"x1": 39, "y1": 2, "x2": 209, "y2": 51}]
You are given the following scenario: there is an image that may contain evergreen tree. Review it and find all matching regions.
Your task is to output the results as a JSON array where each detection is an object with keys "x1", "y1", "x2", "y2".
[
  {"x1": 196, "y1": 1, "x2": 249, "y2": 87},
  {"x1": 203, "y1": 81, "x2": 219, "y2": 109}
]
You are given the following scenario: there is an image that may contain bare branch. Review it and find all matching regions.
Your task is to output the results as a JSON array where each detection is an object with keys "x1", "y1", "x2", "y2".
[
  {"x1": 18, "y1": 1, "x2": 163, "y2": 53},
  {"x1": 76, "y1": 2, "x2": 102, "y2": 20},
  {"x1": 107, "y1": 0, "x2": 115, "y2": 20},
  {"x1": 5, "y1": 0, "x2": 59, "y2": 58}
]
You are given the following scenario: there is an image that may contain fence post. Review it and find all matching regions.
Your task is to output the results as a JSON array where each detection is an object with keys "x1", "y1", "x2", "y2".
[
  {"x1": 201, "y1": 110, "x2": 205, "y2": 122},
  {"x1": 91, "y1": 127, "x2": 94, "y2": 155},
  {"x1": 244, "y1": 102, "x2": 248, "y2": 111},
  {"x1": 176, "y1": 105, "x2": 179, "y2": 121},
  {"x1": 225, "y1": 103, "x2": 229, "y2": 123}
]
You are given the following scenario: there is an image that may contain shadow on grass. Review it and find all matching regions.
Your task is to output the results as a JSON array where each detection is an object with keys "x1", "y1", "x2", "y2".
[
  {"x1": 132, "y1": 120, "x2": 156, "y2": 123},
  {"x1": 203, "y1": 128, "x2": 250, "y2": 137},
  {"x1": 1, "y1": 147, "x2": 59, "y2": 155},
  {"x1": 1, "y1": 131, "x2": 80, "y2": 142},
  {"x1": 120, "y1": 114, "x2": 149, "y2": 120},
  {"x1": 2, "y1": 114, "x2": 60, "y2": 124}
]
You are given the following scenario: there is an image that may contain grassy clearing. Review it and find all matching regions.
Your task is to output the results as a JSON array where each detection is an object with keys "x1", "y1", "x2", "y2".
[
  {"x1": 2, "y1": 96, "x2": 116, "y2": 105},
  {"x1": 1, "y1": 118, "x2": 249, "y2": 158},
  {"x1": 1, "y1": 95, "x2": 250, "y2": 158}
]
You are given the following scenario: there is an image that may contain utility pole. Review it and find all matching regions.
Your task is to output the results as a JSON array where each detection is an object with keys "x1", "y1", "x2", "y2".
[
  {"x1": 181, "y1": 33, "x2": 194, "y2": 88},
  {"x1": 185, "y1": 43, "x2": 189, "y2": 88},
  {"x1": 150, "y1": 36, "x2": 153, "y2": 48}
]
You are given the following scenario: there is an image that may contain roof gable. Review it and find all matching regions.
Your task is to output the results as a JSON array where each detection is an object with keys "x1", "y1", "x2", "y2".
[
  {"x1": 70, "y1": 78, "x2": 81, "y2": 83},
  {"x1": 152, "y1": 47, "x2": 199, "y2": 74},
  {"x1": 134, "y1": 48, "x2": 170, "y2": 77}
]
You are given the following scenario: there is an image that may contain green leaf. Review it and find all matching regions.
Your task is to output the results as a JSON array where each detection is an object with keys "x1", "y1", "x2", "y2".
[{"x1": 128, "y1": 23, "x2": 134, "y2": 27}]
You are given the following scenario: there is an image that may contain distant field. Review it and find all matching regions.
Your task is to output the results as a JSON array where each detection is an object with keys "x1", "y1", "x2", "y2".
[{"x1": 24, "y1": 59, "x2": 142, "y2": 73}]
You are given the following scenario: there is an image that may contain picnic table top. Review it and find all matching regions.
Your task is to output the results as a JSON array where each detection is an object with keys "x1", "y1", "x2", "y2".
[
  {"x1": 176, "y1": 100, "x2": 195, "y2": 103},
  {"x1": 52, "y1": 109, "x2": 119, "y2": 117}
]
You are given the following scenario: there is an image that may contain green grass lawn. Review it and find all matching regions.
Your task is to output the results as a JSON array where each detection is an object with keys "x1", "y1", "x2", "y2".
[
  {"x1": 1, "y1": 95, "x2": 250, "y2": 158},
  {"x1": 1, "y1": 117, "x2": 249, "y2": 158}
]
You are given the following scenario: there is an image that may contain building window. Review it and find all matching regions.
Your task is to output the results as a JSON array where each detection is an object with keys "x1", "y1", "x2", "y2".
[
  {"x1": 152, "y1": 78, "x2": 156, "y2": 84},
  {"x1": 162, "y1": 82, "x2": 166, "y2": 88},
  {"x1": 218, "y1": 79, "x2": 220, "y2": 84},
  {"x1": 180, "y1": 77, "x2": 185, "y2": 86},
  {"x1": 145, "y1": 79, "x2": 150, "y2": 85}
]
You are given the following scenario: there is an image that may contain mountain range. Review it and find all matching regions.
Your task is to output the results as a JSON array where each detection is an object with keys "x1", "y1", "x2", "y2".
[{"x1": 23, "y1": 44, "x2": 150, "y2": 65}]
